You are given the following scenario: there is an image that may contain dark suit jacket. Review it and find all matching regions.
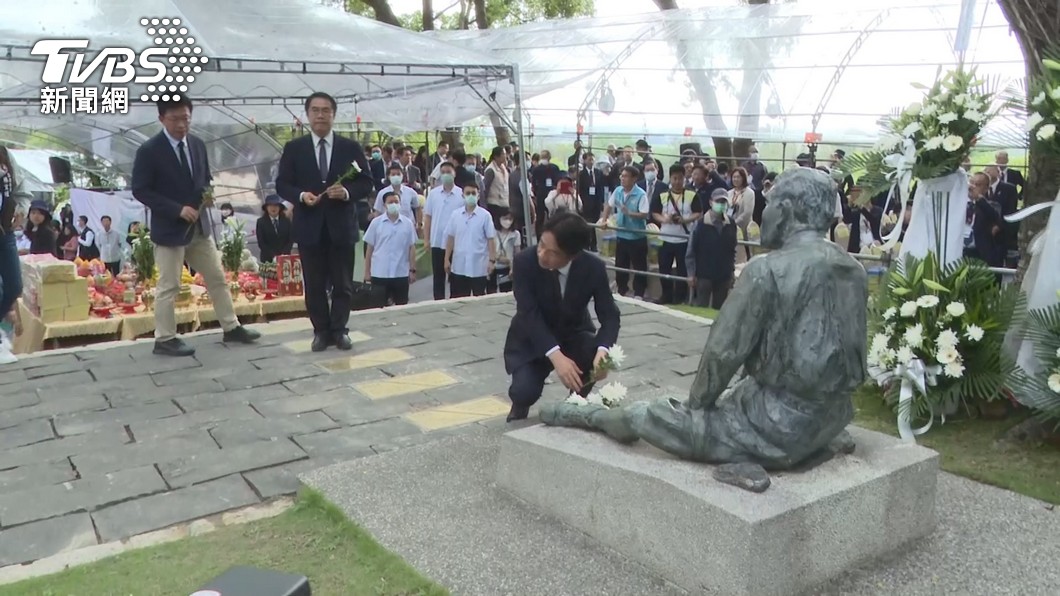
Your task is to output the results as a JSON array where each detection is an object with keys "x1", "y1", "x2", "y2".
[
  {"x1": 992, "y1": 181, "x2": 1019, "y2": 250},
  {"x1": 637, "y1": 179, "x2": 669, "y2": 206},
  {"x1": 402, "y1": 164, "x2": 422, "y2": 190},
  {"x1": 131, "y1": 132, "x2": 213, "y2": 247},
  {"x1": 503, "y1": 249, "x2": 620, "y2": 373},
  {"x1": 578, "y1": 167, "x2": 606, "y2": 213},
  {"x1": 1000, "y1": 168, "x2": 1025, "y2": 195},
  {"x1": 970, "y1": 197, "x2": 1003, "y2": 266},
  {"x1": 256, "y1": 214, "x2": 293, "y2": 262},
  {"x1": 275, "y1": 133, "x2": 373, "y2": 247}
]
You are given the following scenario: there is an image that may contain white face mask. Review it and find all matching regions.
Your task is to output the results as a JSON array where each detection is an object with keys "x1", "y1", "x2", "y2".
[
  {"x1": 500, "y1": 218, "x2": 513, "y2": 229},
  {"x1": 541, "y1": 158, "x2": 550, "y2": 165},
  {"x1": 386, "y1": 203, "x2": 400, "y2": 216},
  {"x1": 389, "y1": 175, "x2": 403, "y2": 187},
  {"x1": 644, "y1": 171, "x2": 657, "y2": 182}
]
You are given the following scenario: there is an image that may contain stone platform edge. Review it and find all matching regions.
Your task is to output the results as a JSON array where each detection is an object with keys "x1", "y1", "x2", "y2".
[{"x1": 496, "y1": 424, "x2": 939, "y2": 596}]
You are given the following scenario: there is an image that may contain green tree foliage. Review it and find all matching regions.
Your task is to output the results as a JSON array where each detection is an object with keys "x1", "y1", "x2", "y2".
[{"x1": 346, "y1": 0, "x2": 592, "y2": 33}]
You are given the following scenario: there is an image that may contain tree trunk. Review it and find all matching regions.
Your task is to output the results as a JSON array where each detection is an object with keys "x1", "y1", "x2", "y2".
[
  {"x1": 361, "y1": 0, "x2": 402, "y2": 27},
  {"x1": 422, "y1": 0, "x2": 434, "y2": 31},
  {"x1": 473, "y1": 0, "x2": 489, "y2": 29},
  {"x1": 997, "y1": 0, "x2": 1060, "y2": 282}
]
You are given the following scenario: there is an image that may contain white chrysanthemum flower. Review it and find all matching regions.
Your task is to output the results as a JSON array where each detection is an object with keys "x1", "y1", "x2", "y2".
[
  {"x1": 942, "y1": 135, "x2": 964, "y2": 152},
  {"x1": 946, "y1": 302, "x2": 966, "y2": 317},
  {"x1": 902, "y1": 121, "x2": 922, "y2": 137},
  {"x1": 883, "y1": 307, "x2": 897, "y2": 320},
  {"x1": 921, "y1": 103, "x2": 937, "y2": 116},
  {"x1": 917, "y1": 295, "x2": 940, "y2": 308},
  {"x1": 953, "y1": 94, "x2": 967, "y2": 106},
  {"x1": 965, "y1": 98, "x2": 983, "y2": 111},
  {"x1": 905, "y1": 102, "x2": 922, "y2": 116},
  {"x1": 565, "y1": 394, "x2": 588, "y2": 405},
  {"x1": 586, "y1": 393, "x2": 605, "y2": 406},
  {"x1": 598, "y1": 382, "x2": 628, "y2": 407},
  {"x1": 904, "y1": 324, "x2": 924, "y2": 348},
  {"x1": 1037, "y1": 124, "x2": 1056, "y2": 141},
  {"x1": 936, "y1": 329, "x2": 959, "y2": 349},
  {"x1": 870, "y1": 333, "x2": 890, "y2": 353},
  {"x1": 1026, "y1": 112, "x2": 1045, "y2": 131},
  {"x1": 963, "y1": 109, "x2": 984, "y2": 122},
  {"x1": 1056, "y1": 347, "x2": 1060, "y2": 359},
  {"x1": 944, "y1": 361, "x2": 965, "y2": 379},
  {"x1": 606, "y1": 345, "x2": 626, "y2": 368},
  {"x1": 885, "y1": 324, "x2": 896, "y2": 336},
  {"x1": 1051, "y1": 86, "x2": 1060, "y2": 100},
  {"x1": 900, "y1": 301, "x2": 918, "y2": 317},
  {"x1": 936, "y1": 346, "x2": 960, "y2": 365},
  {"x1": 1048, "y1": 373, "x2": 1060, "y2": 394},
  {"x1": 896, "y1": 346, "x2": 915, "y2": 365},
  {"x1": 924, "y1": 136, "x2": 944, "y2": 151},
  {"x1": 965, "y1": 325, "x2": 985, "y2": 342},
  {"x1": 1032, "y1": 91, "x2": 1047, "y2": 106},
  {"x1": 938, "y1": 112, "x2": 958, "y2": 124}
]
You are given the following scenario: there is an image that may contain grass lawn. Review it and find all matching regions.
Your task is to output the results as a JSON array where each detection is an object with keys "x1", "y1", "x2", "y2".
[
  {"x1": 669, "y1": 304, "x2": 719, "y2": 320},
  {"x1": 0, "y1": 489, "x2": 447, "y2": 596}
]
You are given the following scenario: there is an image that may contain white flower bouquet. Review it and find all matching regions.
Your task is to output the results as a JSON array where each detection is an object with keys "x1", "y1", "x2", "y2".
[
  {"x1": 566, "y1": 382, "x2": 628, "y2": 409},
  {"x1": 867, "y1": 253, "x2": 1021, "y2": 433},
  {"x1": 1023, "y1": 57, "x2": 1060, "y2": 151}
]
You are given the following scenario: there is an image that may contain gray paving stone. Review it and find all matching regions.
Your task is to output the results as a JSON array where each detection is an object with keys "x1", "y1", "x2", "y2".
[
  {"x1": 3, "y1": 353, "x2": 79, "y2": 372},
  {"x1": 176, "y1": 384, "x2": 294, "y2": 412},
  {"x1": 294, "y1": 418, "x2": 423, "y2": 457},
  {"x1": 75, "y1": 348, "x2": 137, "y2": 363},
  {"x1": 0, "y1": 430, "x2": 129, "y2": 470},
  {"x1": 127, "y1": 405, "x2": 263, "y2": 442},
  {"x1": 378, "y1": 352, "x2": 484, "y2": 376},
  {"x1": 72, "y1": 431, "x2": 217, "y2": 476},
  {"x1": 86, "y1": 356, "x2": 201, "y2": 380},
  {"x1": 668, "y1": 355, "x2": 702, "y2": 376},
  {"x1": 0, "y1": 513, "x2": 97, "y2": 566},
  {"x1": 415, "y1": 325, "x2": 477, "y2": 341},
  {"x1": 370, "y1": 422, "x2": 491, "y2": 454},
  {"x1": 281, "y1": 369, "x2": 388, "y2": 396},
  {"x1": 105, "y1": 379, "x2": 225, "y2": 407},
  {"x1": 322, "y1": 394, "x2": 437, "y2": 427},
  {"x1": 0, "y1": 460, "x2": 76, "y2": 493},
  {"x1": 23, "y1": 359, "x2": 87, "y2": 379},
  {"x1": 151, "y1": 362, "x2": 257, "y2": 386},
  {"x1": 0, "y1": 388, "x2": 41, "y2": 411},
  {"x1": 348, "y1": 330, "x2": 430, "y2": 350},
  {"x1": 92, "y1": 475, "x2": 259, "y2": 542},
  {"x1": 0, "y1": 368, "x2": 27, "y2": 387},
  {"x1": 214, "y1": 365, "x2": 324, "y2": 391},
  {"x1": 0, "y1": 395, "x2": 111, "y2": 432},
  {"x1": 0, "y1": 419, "x2": 54, "y2": 450},
  {"x1": 253, "y1": 389, "x2": 353, "y2": 416},
  {"x1": 404, "y1": 336, "x2": 498, "y2": 360},
  {"x1": 54, "y1": 402, "x2": 182, "y2": 437},
  {"x1": 158, "y1": 439, "x2": 307, "y2": 488},
  {"x1": 243, "y1": 455, "x2": 350, "y2": 500},
  {"x1": 209, "y1": 411, "x2": 339, "y2": 447},
  {"x1": 0, "y1": 465, "x2": 167, "y2": 527},
  {"x1": 23, "y1": 370, "x2": 94, "y2": 391}
]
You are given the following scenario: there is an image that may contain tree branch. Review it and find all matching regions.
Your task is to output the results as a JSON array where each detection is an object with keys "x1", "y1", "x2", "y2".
[{"x1": 360, "y1": 0, "x2": 403, "y2": 27}]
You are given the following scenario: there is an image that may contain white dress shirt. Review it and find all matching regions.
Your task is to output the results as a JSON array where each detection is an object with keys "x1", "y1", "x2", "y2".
[
  {"x1": 445, "y1": 206, "x2": 496, "y2": 278},
  {"x1": 97, "y1": 228, "x2": 123, "y2": 263},
  {"x1": 424, "y1": 185, "x2": 464, "y2": 249},
  {"x1": 543, "y1": 260, "x2": 610, "y2": 359},
  {"x1": 374, "y1": 185, "x2": 420, "y2": 220},
  {"x1": 300, "y1": 130, "x2": 349, "y2": 202},
  {"x1": 364, "y1": 214, "x2": 417, "y2": 279}
]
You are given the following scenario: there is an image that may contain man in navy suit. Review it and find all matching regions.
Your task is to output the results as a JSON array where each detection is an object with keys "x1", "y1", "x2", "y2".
[
  {"x1": 275, "y1": 92, "x2": 374, "y2": 352},
  {"x1": 503, "y1": 212, "x2": 621, "y2": 422},
  {"x1": 132, "y1": 97, "x2": 260, "y2": 357}
]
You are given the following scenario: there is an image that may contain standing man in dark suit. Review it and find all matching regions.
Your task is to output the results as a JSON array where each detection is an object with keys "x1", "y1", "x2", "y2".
[
  {"x1": 578, "y1": 152, "x2": 605, "y2": 251},
  {"x1": 275, "y1": 92, "x2": 374, "y2": 352},
  {"x1": 984, "y1": 164, "x2": 1019, "y2": 267},
  {"x1": 255, "y1": 194, "x2": 293, "y2": 263},
  {"x1": 131, "y1": 97, "x2": 260, "y2": 357},
  {"x1": 503, "y1": 212, "x2": 621, "y2": 422},
  {"x1": 995, "y1": 151, "x2": 1025, "y2": 196}
]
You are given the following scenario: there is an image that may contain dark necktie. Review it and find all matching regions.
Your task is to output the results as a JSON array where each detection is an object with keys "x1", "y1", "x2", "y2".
[
  {"x1": 177, "y1": 141, "x2": 192, "y2": 179},
  {"x1": 551, "y1": 269, "x2": 563, "y2": 301},
  {"x1": 318, "y1": 138, "x2": 328, "y2": 182},
  {"x1": 273, "y1": 218, "x2": 279, "y2": 233}
]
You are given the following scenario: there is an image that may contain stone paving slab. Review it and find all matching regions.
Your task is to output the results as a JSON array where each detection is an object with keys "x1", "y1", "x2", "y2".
[{"x1": 0, "y1": 294, "x2": 708, "y2": 567}]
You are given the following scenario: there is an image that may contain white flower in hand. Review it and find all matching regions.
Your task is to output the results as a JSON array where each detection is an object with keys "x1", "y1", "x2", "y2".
[
  {"x1": 1037, "y1": 124, "x2": 1057, "y2": 141},
  {"x1": 606, "y1": 345, "x2": 626, "y2": 368},
  {"x1": 965, "y1": 324, "x2": 984, "y2": 342},
  {"x1": 917, "y1": 295, "x2": 940, "y2": 308},
  {"x1": 942, "y1": 135, "x2": 964, "y2": 152},
  {"x1": 944, "y1": 361, "x2": 965, "y2": 379},
  {"x1": 565, "y1": 394, "x2": 588, "y2": 405},
  {"x1": 945, "y1": 301, "x2": 966, "y2": 317},
  {"x1": 1048, "y1": 373, "x2": 1060, "y2": 394},
  {"x1": 900, "y1": 301, "x2": 918, "y2": 318}
]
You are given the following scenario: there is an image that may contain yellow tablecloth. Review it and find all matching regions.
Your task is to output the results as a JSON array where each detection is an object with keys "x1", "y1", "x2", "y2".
[{"x1": 13, "y1": 293, "x2": 307, "y2": 353}]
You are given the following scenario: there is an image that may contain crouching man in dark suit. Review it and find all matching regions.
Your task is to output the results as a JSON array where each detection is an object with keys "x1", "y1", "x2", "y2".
[{"x1": 503, "y1": 212, "x2": 621, "y2": 422}]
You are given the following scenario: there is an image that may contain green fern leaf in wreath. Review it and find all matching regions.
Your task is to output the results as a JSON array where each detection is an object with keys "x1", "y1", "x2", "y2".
[{"x1": 1011, "y1": 303, "x2": 1060, "y2": 427}]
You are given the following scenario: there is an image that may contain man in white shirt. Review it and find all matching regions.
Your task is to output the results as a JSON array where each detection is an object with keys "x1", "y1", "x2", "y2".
[
  {"x1": 364, "y1": 191, "x2": 418, "y2": 306},
  {"x1": 97, "y1": 215, "x2": 123, "y2": 275},
  {"x1": 444, "y1": 183, "x2": 496, "y2": 298},
  {"x1": 373, "y1": 164, "x2": 421, "y2": 226},
  {"x1": 423, "y1": 163, "x2": 465, "y2": 300}
]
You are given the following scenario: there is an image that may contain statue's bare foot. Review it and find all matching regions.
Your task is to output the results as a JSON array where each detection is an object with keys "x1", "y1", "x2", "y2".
[{"x1": 713, "y1": 462, "x2": 771, "y2": 493}]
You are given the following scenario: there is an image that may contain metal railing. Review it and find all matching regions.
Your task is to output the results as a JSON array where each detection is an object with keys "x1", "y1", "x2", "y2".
[{"x1": 587, "y1": 222, "x2": 1018, "y2": 283}]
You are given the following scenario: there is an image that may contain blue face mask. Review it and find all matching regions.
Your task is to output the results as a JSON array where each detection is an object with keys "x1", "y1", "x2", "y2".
[
  {"x1": 371, "y1": 151, "x2": 381, "y2": 160},
  {"x1": 465, "y1": 164, "x2": 476, "y2": 172},
  {"x1": 440, "y1": 173, "x2": 455, "y2": 186}
]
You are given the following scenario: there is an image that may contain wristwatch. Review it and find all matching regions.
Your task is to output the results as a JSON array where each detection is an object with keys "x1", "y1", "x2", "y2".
[{"x1": 410, "y1": 268, "x2": 417, "y2": 273}]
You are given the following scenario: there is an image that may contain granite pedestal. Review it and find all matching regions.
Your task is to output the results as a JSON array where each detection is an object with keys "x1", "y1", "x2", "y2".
[{"x1": 496, "y1": 425, "x2": 939, "y2": 596}]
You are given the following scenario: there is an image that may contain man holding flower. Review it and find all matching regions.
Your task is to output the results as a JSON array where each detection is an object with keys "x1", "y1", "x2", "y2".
[{"x1": 275, "y1": 92, "x2": 374, "y2": 352}]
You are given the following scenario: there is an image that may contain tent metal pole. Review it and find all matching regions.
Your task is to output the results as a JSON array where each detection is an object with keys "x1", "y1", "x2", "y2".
[{"x1": 511, "y1": 63, "x2": 535, "y2": 246}]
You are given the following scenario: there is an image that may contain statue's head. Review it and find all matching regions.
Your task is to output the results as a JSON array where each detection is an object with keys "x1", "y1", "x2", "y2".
[{"x1": 759, "y1": 167, "x2": 836, "y2": 249}]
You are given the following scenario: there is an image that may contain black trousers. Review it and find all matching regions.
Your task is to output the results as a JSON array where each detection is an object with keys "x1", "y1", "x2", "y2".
[
  {"x1": 450, "y1": 273, "x2": 487, "y2": 298},
  {"x1": 509, "y1": 331, "x2": 598, "y2": 408},
  {"x1": 693, "y1": 277, "x2": 731, "y2": 310},
  {"x1": 300, "y1": 226, "x2": 354, "y2": 335},
  {"x1": 486, "y1": 268, "x2": 512, "y2": 294},
  {"x1": 614, "y1": 237, "x2": 648, "y2": 297},
  {"x1": 431, "y1": 247, "x2": 448, "y2": 300},
  {"x1": 657, "y1": 241, "x2": 688, "y2": 304},
  {"x1": 105, "y1": 261, "x2": 120, "y2": 276},
  {"x1": 370, "y1": 276, "x2": 410, "y2": 306},
  {"x1": 583, "y1": 199, "x2": 602, "y2": 251}
]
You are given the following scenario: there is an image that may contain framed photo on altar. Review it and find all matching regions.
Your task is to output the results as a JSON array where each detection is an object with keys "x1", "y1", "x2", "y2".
[{"x1": 276, "y1": 254, "x2": 303, "y2": 296}]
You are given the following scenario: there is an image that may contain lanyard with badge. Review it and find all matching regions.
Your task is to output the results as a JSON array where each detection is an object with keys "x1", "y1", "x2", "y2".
[{"x1": 666, "y1": 191, "x2": 690, "y2": 234}]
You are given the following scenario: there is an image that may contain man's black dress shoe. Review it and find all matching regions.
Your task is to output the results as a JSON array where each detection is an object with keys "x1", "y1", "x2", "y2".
[
  {"x1": 153, "y1": 338, "x2": 195, "y2": 357},
  {"x1": 311, "y1": 334, "x2": 331, "y2": 352},
  {"x1": 334, "y1": 333, "x2": 353, "y2": 351},
  {"x1": 222, "y1": 326, "x2": 261, "y2": 344},
  {"x1": 507, "y1": 404, "x2": 530, "y2": 422}
]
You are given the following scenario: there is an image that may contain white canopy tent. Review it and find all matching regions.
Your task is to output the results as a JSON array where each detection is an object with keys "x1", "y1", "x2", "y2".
[{"x1": 435, "y1": 0, "x2": 1027, "y2": 147}]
